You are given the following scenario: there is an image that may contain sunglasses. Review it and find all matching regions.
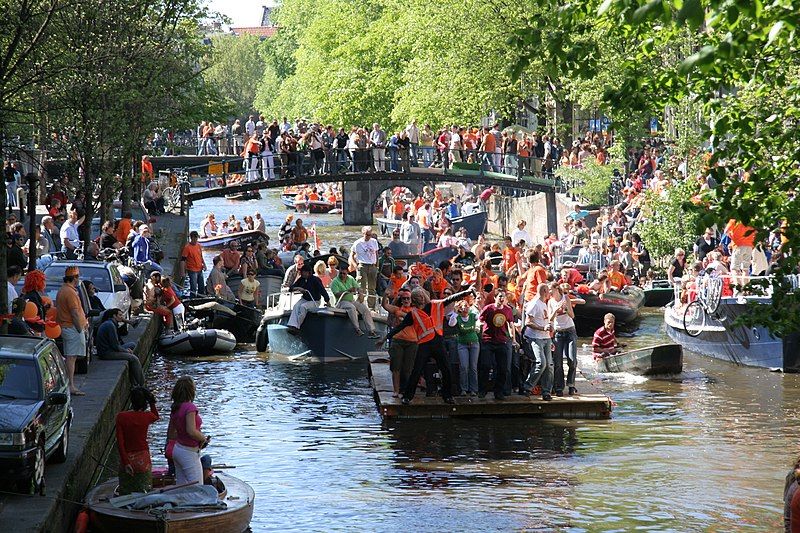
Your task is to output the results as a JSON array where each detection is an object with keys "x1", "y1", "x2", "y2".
[{"x1": 399, "y1": 296, "x2": 411, "y2": 301}]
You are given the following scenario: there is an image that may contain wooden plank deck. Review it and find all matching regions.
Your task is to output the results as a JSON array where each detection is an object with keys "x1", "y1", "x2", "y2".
[{"x1": 367, "y1": 353, "x2": 612, "y2": 420}]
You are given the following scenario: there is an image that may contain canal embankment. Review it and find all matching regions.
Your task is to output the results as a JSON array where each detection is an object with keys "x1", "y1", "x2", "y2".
[{"x1": 0, "y1": 213, "x2": 188, "y2": 533}]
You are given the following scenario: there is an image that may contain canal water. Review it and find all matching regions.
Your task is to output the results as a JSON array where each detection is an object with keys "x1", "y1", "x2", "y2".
[{"x1": 144, "y1": 191, "x2": 797, "y2": 530}]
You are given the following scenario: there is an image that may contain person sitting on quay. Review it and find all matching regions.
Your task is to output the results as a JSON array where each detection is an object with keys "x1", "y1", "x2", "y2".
[
  {"x1": 144, "y1": 271, "x2": 173, "y2": 331},
  {"x1": 161, "y1": 276, "x2": 185, "y2": 328},
  {"x1": 115, "y1": 386, "x2": 159, "y2": 495},
  {"x1": 142, "y1": 182, "x2": 165, "y2": 216},
  {"x1": 331, "y1": 266, "x2": 379, "y2": 338},
  {"x1": 592, "y1": 313, "x2": 621, "y2": 359},
  {"x1": 7, "y1": 297, "x2": 35, "y2": 336},
  {"x1": 96, "y1": 308, "x2": 145, "y2": 387},
  {"x1": 286, "y1": 263, "x2": 330, "y2": 334},
  {"x1": 132, "y1": 224, "x2": 163, "y2": 273}
]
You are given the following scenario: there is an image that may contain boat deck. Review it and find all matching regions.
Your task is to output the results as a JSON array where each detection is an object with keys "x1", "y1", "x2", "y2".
[{"x1": 367, "y1": 353, "x2": 612, "y2": 420}]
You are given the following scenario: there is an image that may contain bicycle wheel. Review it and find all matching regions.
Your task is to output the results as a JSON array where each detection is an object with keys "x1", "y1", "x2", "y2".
[
  {"x1": 705, "y1": 277, "x2": 722, "y2": 314},
  {"x1": 683, "y1": 300, "x2": 707, "y2": 337},
  {"x1": 163, "y1": 187, "x2": 177, "y2": 210}
]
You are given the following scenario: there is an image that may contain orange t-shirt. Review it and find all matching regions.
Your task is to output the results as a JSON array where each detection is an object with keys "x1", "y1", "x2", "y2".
[
  {"x1": 523, "y1": 265, "x2": 548, "y2": 301},
  {"x1": 182, "y1": 242, "x2": 204, "y2": 272},
  {"x1": 390, "y1": 274, "x2": 407, "y2": 293},
  {"x1": 502, "y1": 246, "x2": 517, "y2": 271},
  {"x1": 115, "y1": 218, "x2": 132, "y2": 244},
  {"x1": 430, "y1": 277, "x2": 448, "y2": 296},
  {"x1": 392, "y1": 201, "x2": 404, "y2": 216},
  {"x1": 482, "y1": 133, "x2": 496, "y2": 152},
  {"x1": 725, "y1": 219, "x2": 756, "y2": 247},
  {"x1": 608, "y1": 270, "x2": 627, "y2": 291},
  {"x1": 56, "y1": 284, "x2": 88, "y2": 329},
  {"x1": 308, "y1": 192, "x2": 320, "y2": 201}
]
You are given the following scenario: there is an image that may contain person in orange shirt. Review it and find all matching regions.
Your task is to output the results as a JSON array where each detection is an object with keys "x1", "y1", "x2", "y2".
[
  {"x1": 180, "y1": 231, "x2": 206, "y2": 294},
  {"x1": 392, "y1": 197, "x2": 405, "y2": 220},
  {"x1": 607, "y1": 260, "x2": 628, "y2": 291},
  {"x1": 115, "y1": 211, "x2": 133, "y2": 244},
  {"x1": 56, "y1": 266, "x2": 89, "y2": 395},
  {"x1": 480, "y1": 126, "x2": 497, "y2": 171},
  {"x1": 501, "y1": 236, "x2": 518, "y2": 275},
  {"x1": 725, "y1": 218, "x2": 756, "y2": 285},
  {"x1": 389, "y1": 265, "x2": 407, "y2": 294},
  {"x1": 522, "y1": 251, "x2": 548, "y2": 303},
  {"x1": 307, "y1": 188, "x2": 320, "y2": 201},
  {"x1": 141, "y1": 156, "x2": 153, "y2": 188}
]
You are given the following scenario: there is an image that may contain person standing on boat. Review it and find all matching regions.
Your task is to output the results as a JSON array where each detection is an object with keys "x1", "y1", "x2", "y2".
[
  {"x1": 116, "y1": 387, "x2": 159, "y2": 495},
  {"x1": 331, "y1": 267, "x2": 379, "y2": 338},
  {"x1": 667, "y1": 248, "x2": 686, "y2": 286},
  {"x1": 400, "y1": 214, "x2": 422, "y2": 255},
  {"x1": 694, "y1": 228, "x2": 718, "y2": 261},
  {"x1": 238, "y1": 269, "x2": 261, "y2": 308},
  {"x1": 181, "y1": 231, "x2": 206, "y2": 295},
  {"x1": 522, "y1": 283, "x2": 554, "y2": 401},
  {"x1": 287, "y1": 263, "x2": 330, "y2": 334},
  {"x1": 592, "y1": 313, "x2": 620, "y2": 358},
  {"x1": 352, "y1": 226, "x2": 379, "y2": 308},
  {"x1": 382, "y1": 286, "x2": 475, "y2": 405},
  {"x1": 207, "y1": 256, "x2": 235, "y2": 300},
  {"x1": 169, "y1": 376, "x2": 210, "y2": 486},
  {"x1": 548, "y1": 283, "x2": 578, "y2": 396}
]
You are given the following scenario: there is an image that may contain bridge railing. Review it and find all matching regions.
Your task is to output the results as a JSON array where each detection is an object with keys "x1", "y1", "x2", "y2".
[{"x1": 166, "y1": 148, "x2": 571, "y2": 193}]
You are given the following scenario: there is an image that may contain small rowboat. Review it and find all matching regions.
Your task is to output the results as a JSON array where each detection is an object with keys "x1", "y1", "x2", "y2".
[
  {"x1": 595, "y1": 343, "x2": 683, "y2": 375},
  {"x1": 85, "y1": 472, "x2": 254, "y2": 533},
  {"x1": 158, "y1": 328, "x2": 237, "y2": 355},
  {"x1": 225, "y1": 190, "x2": 262, "y2": 201},
  {"x1": 197, "y1": 229, "x2": 269, "y2": 249}
]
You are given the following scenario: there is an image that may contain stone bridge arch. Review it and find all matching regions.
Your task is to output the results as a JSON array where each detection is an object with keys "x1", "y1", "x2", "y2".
[{"x1": 342, "y1": 179, "x2": 428, "y2": 225}]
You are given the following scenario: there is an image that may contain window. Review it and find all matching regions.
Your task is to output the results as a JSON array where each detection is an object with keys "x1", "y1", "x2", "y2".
[
  {"x1": 43, "y1": 347, "x2": 67, "y2": 392},
  {"x1": 38, "y1": 353, "x2": 55, "y2": 394},
  {"x1": 45, "y1": 265, "x2": 112, "y2": 292},
  {"x1": 0, "y1": 359, "x2": 40, "y2": 400}
]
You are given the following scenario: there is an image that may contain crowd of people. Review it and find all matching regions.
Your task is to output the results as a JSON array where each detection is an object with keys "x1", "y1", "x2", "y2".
[{"x1": 187, "y1": 116, "x2": 624, "y2": 183}]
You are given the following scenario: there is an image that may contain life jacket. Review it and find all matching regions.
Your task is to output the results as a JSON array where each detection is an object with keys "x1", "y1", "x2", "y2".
[
  {"x1": 393, "y1": 306, "x2": 417, "y2": 342},
  {"x1": 410, "y1": 308, "x2": 436, "y2": 343}
]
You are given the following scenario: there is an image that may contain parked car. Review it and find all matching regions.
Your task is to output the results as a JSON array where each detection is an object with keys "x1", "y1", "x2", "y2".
[
  {"x1": 14, "y1": 279, "x2": 102, "y2": 375},
  {"x1": 44, "y1": 260, "x2": 131, "y2": 316},
  {"x1": 0, "y1": 335, "x2": 72, "y2": 495}
]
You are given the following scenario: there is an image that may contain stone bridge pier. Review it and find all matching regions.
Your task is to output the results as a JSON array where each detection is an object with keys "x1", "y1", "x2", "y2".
[{"x1": 342, "y1": 179, "x2": 426, "y2": 226}]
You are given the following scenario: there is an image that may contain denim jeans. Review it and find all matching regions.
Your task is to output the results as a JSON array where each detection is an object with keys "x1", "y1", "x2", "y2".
[
  {"x1": 187, "y1": 270, "x2": 204, "y2": 295},
  {"x1": 422, "y1": 147, "x2": 434, "y2": 167},
  {"x1": 553, "y1": 327, "x2": 578, "y2": 391},
  {"x1": 443, "y1": 336, "x2": 460, "y2": 395},
  {"x1": 409, "y1": 143, "x2": 419, "y2": 166},
  {"x1": 479, "y1": 341, "x2": 510, "y2": 396},
  {"x1": 457, "y1": 341, "x2": 479, "y2": 393},
  {"x1": 525, "y1": 337, "x2": 553, "y2": 395}
]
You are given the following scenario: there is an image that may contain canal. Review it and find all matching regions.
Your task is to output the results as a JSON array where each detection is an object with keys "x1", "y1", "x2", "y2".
[{"x1": 143, "y1": 191, "x2": 796, "y2": 530}]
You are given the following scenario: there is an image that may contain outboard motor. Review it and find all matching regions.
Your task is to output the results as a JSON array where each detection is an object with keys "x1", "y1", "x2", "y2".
[{"x1": 255, "y1": 316, "x2": 270, "y2": 352}]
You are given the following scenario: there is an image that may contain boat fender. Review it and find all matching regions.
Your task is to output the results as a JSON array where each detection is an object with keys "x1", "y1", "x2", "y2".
[
  {"x1": 74, "y1": 509, "x2": 90, "y2": 533},
  {"x1": 255, "y1": 322, "x2": 269, "y2": 352}
]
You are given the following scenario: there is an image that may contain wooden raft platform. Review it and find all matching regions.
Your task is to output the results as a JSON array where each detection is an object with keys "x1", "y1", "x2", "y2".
[{"x1": 367, "y1": 353, "x2": 612, "y2": 420}]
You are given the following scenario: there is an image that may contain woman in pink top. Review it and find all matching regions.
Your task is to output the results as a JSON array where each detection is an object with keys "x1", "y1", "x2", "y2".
[{"x1": 169, "y1": 376, "x2": 209, "y2": 485}]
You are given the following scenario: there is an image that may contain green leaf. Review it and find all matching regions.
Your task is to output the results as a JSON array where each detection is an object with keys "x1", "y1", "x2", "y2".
[
  {"x1": 677, "y1": 0, "x2": 704, "y2": 30},
  {"x1": 678, "y1": 45, "x2": 715, "y2": 75},
  {"x1": 632, "y1": 0, "x2": 663, "y2": 23},
  {"x1": 767, "y1": 20, "x2": 785, "y2": 46},
  {"x1": 597, "y1": 0, "x2": 614, "y2": 17}
]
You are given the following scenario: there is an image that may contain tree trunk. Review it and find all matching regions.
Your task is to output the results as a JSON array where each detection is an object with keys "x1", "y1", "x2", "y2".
[
  {"x1": 0, "y1": 180, "x2": 8, "y2": 330},
  {"x1": 121, "y1": 155, "x2": 133, "y2": 214}
]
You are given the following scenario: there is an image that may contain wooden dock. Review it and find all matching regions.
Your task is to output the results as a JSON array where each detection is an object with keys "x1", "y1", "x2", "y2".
[{"x1": 367, "y1": 353, "x2": 612, "y2": 420}]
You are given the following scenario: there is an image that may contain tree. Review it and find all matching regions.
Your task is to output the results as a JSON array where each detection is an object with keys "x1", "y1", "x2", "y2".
[
  {"x1": 202, "y1": 34, "x2": 265, "y2": 118},
  {"x1": 511, "y1": 0, "x2": 800, "y2": 332}
]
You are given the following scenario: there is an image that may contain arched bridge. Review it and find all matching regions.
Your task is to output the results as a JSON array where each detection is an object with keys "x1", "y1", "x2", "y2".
[{"x1": 157, "y1": 153, "x2": 562, "y2": 230}]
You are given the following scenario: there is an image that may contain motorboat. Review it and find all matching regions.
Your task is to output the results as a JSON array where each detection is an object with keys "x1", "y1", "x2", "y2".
[
  {"x1": 595, "y1": 343, "x2": 683, "y2": 375},
  {"x1": 197, "y1": 230, "x2": 269, "y2": 249},
  {"x1": 183, "y1": 297, "x2": 265, "y2": 343},
  {"x1": 226, "y1": 272, "x2": 284, "y2": 308},
  {"x1": 84, "y1": 472, "x2": 254, "y2": 533},
  {"x1": 445, "y1": 210, "x2": 487, "y2": 240},
  {"x1": 572, "y1": 286, "x2": 645, "y2": 327},
  {"x1": 664, "y1": 288, "x2": 800, "y2": 371},
  {"x1": 158, "y1": 328, "x2": 237, "y2": 355},
  {"x1": 643, "y1": 279, "x2": 675, "y2": 307},
  {"x1": 225, "y1": 190, "x2": 262, "y2": 201},
  {"x1": 398, "y1": 246, "x2": 458, "y2": 268},
  {"x1": 255, "y1": 291, "x2": 388, "y2": 361}
]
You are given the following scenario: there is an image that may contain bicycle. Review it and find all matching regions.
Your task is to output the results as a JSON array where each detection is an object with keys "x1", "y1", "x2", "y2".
[
  {"x1": 682, "y1": 274, "x2": 723, "y2": 337},
  {"x1": 163, "y1": 170, "x2": 191, "y2": 212}
]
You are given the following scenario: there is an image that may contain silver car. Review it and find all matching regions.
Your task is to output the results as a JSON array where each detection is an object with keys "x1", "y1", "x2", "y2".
[{"x1": 43, "y1": 261, "x2": 132, "y2": 316}]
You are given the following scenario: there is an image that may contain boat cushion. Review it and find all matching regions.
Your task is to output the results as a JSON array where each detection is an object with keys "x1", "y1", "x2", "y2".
[{"x1": 117, "y1": 485, "x2": 226, "y2": 511}]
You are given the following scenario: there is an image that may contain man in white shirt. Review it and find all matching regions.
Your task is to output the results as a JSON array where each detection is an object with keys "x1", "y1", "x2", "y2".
[
  {"x1": 351, "y1": 226, "x2": 379, "y2": 308},
  {"x1": 461, "y1": 196, "x2": 481, "y2": 216},
  {"x1": 511, "y1": 220, "x2": 531, "y2": 247},
  {"x1": 406, "y1": 120, "x2": 420, "y2": 166},
  {"x1": 6, "y1": 266, "x2": 21, "y2": 310},
  {"x1": 522, "y1": 283, "x2": 554, "y2": 400},
  {"x1": 400, "y1": 214, "x2": 422, "y2": 254},
  {"x1": 449, "y1": 125, "x2": 462, "y2": 163},
  {"x1": 369, "y1": 123, "x2": 387, "y2": 171},
  {"x1": 59, "y1": 209, "x2": 84, "y2": 259},
  {"x1": 245, "y1": 115, "x2": 256, "y2": 138}
]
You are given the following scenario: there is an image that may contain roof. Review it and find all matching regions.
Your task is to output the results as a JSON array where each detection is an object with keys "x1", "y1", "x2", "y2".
[
  {"x1": 0, "y1": 336, "x2": 51, "y2": 359},
  {"x1": 230, "y1": 26, "x2": 278, "y2": 38}
]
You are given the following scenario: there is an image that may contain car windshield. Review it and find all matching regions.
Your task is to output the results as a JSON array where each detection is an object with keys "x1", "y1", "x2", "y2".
[
  {"x1": 45, "y1": 265, "x2": 112, "y2": 292},
  {"x1": 0, "y1": 359, "x2": 40, "y2": 400}
]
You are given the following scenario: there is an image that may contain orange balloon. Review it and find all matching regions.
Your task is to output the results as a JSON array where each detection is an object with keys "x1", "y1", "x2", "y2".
[
  {"x1": 45, "y1": 323, "x2": 62, "y2": 339},
  {"x1": 46, "y1": 306, "x2": 58, "y2": 320},
  {"x1": 41, "y1": 296, "x2": 53, "y2": 307},
  {"x1": 24, "y1": 301, "x2": 38, "y2": 319}
]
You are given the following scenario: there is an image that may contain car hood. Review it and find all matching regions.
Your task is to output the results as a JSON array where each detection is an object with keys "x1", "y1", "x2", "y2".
[{"x1": 0, "y1": 399, "x2": 41, "y2": 432}]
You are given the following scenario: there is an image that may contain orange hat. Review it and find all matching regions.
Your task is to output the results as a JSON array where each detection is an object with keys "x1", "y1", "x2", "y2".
[{"x1": 65, "y1": 266, "x2": 80, "y2": 277}]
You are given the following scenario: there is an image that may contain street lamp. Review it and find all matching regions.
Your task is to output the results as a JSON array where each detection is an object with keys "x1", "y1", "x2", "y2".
[{"x1": 26, "y1": 173, "x2": 39, "y2": 271}]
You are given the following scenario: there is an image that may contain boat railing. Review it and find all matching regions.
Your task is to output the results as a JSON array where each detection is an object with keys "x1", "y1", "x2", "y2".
[{"x1": 263, "y1": 287, "x2": 389, "y2": 318}]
